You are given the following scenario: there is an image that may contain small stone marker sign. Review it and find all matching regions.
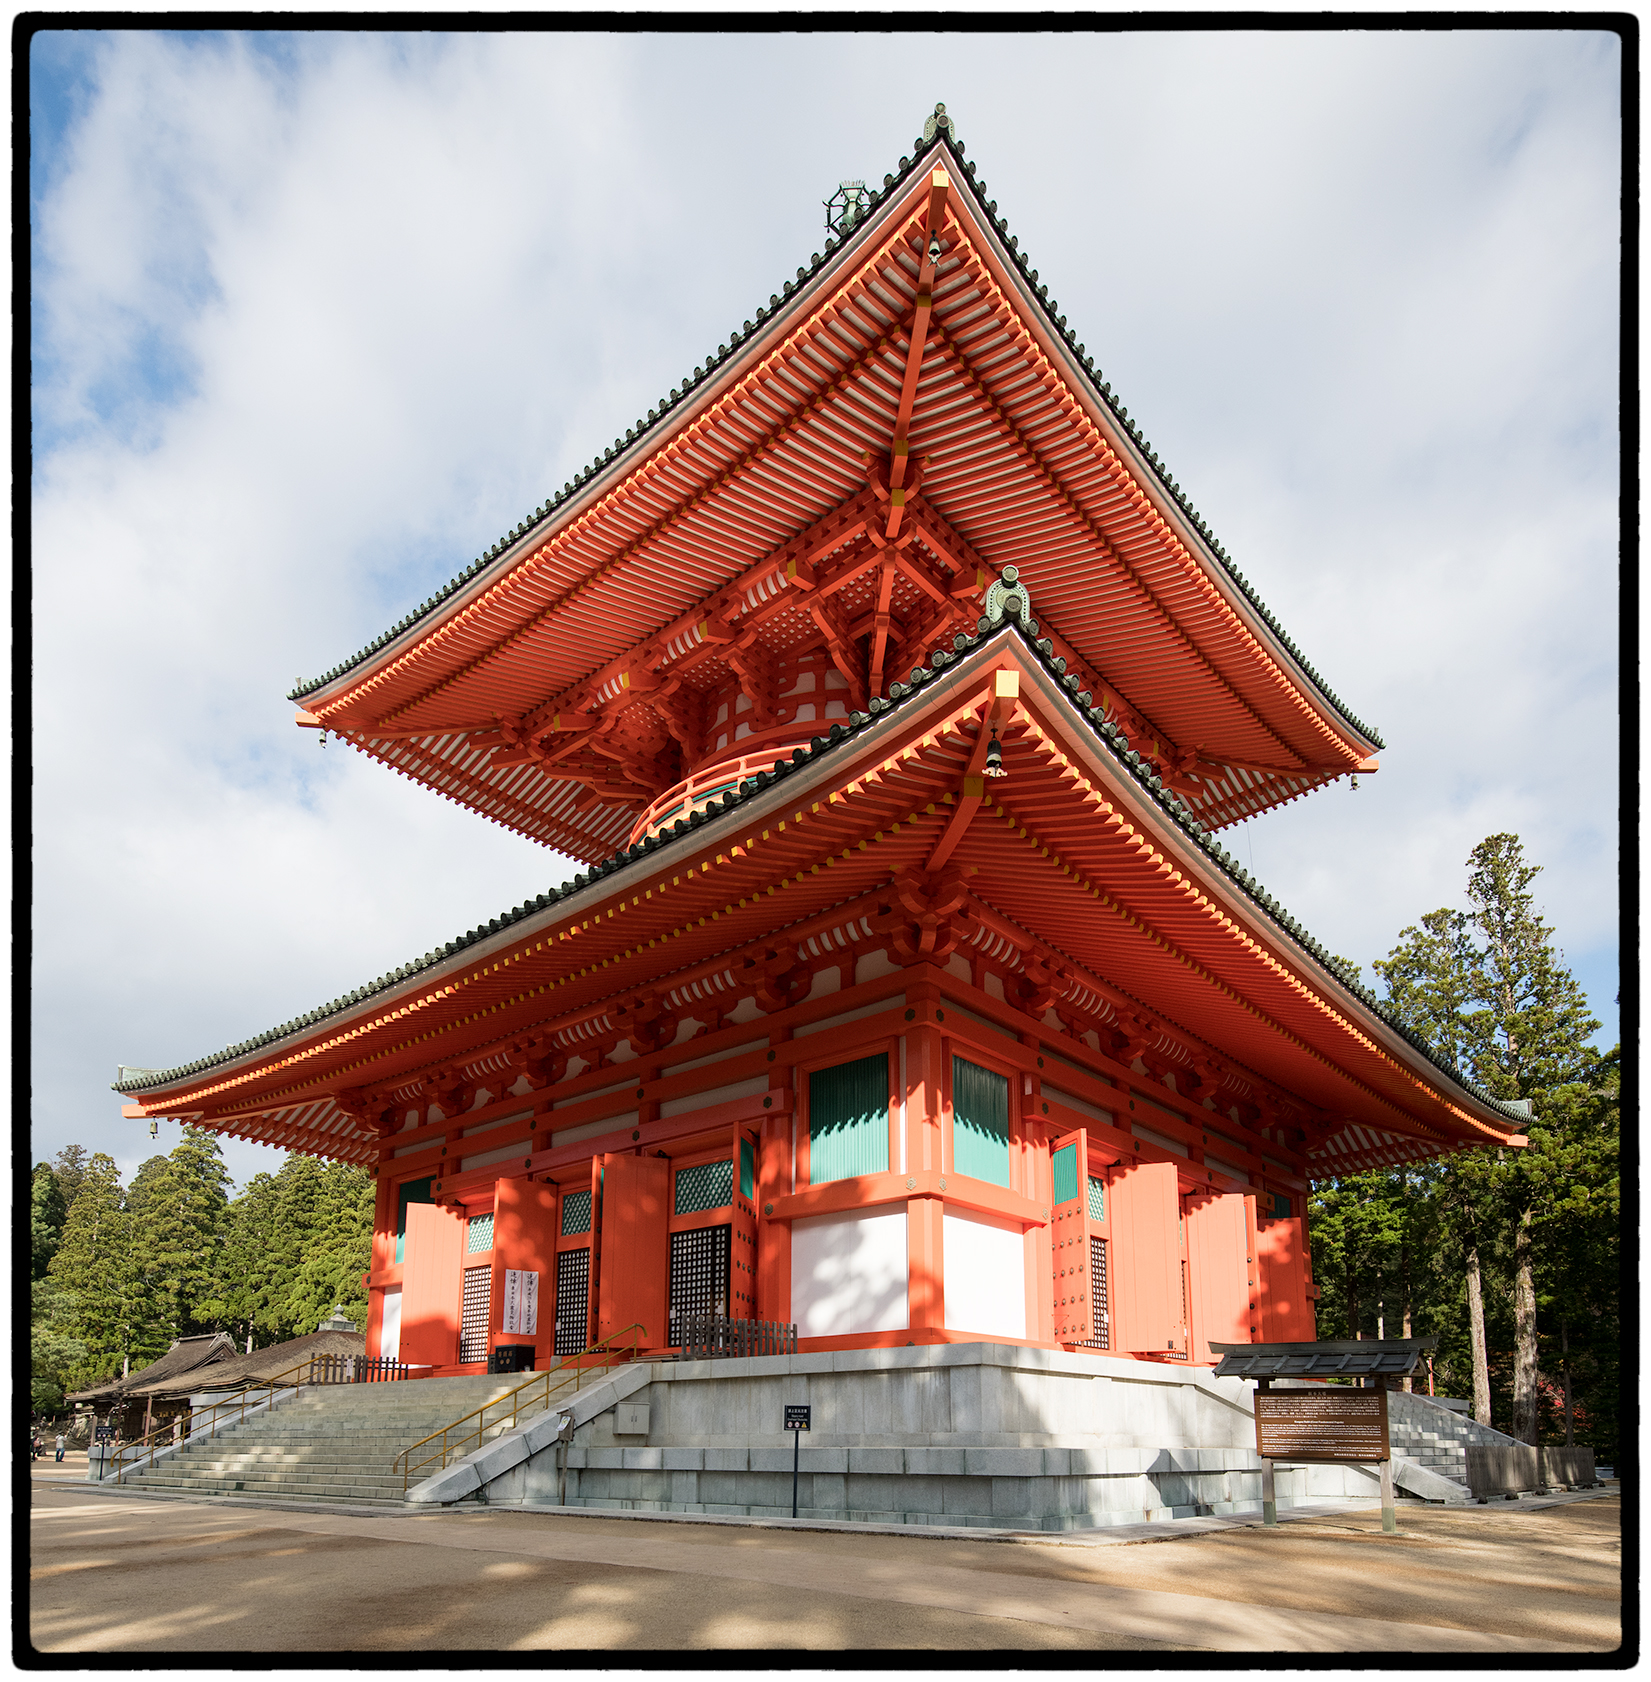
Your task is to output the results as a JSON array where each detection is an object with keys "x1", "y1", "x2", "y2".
[
  {"x1": 1254, "y1": 1387, "x2": 1389, "y2": 1462},
  {"x1": 784, "y1": 1404, "x2": 811, "y2": 1432}
]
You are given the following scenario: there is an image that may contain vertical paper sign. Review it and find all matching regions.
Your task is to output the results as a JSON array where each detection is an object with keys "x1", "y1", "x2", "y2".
[{"x1": 502, "y1": 1269, "x2": 539, "y2": 1336}]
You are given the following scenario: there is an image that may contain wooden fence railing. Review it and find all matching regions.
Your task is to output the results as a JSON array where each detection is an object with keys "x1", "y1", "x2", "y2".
[
  {"x1": 304, "y1": 1354, "x2": 415, "y2": 1385},
  {"x1": 678, "y1": 1313, "x2": 797, "y2": 1360}
]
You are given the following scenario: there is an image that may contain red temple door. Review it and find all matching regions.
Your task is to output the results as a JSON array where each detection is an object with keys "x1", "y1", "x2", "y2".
[
  {"x1": 1256, "y1": 1210, "x2": 1313, "y2": 1342},
  {"x1": 1048, "y1": 1127, "x2": 1091, "y2": 1346},
  {"x1": 400, "y1": 1201, "x2": 466, "y2": 1370},
  {"x1": 596, "y1": 1153, "x2": 669, "y2": 1350},
  {"x1": 1110, "y1": 1158, "x2": 1185, "y2": 1356},
  {"x1": 1184, "y1": 1189, "x2": 1254, "y2": 1362}
]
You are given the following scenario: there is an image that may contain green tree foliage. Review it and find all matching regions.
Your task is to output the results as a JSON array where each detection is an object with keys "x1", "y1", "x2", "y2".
[
  {"x1": 43, "y1": 1135, "x2": 373, "y2": 1388},
  {"x1": 144, "y1": 1128, "x2": 232, "y2": 1335},
  {"x1": 199, "y1": 1155, "x2": 374, "y2": 1346},
  {"x1": 44, "y1": 1153, "x2": 163, "y2": 1390},
  {"x1": 31, "y1": 1278, "x2": 88, "y2": 1412},
  {"x1": 1317, "y1": 833, "x2": 1615, "y2": 1452},
  {"x1": 31, "y1": 1164, "x2": 68, "y2": 1281},
  {"x1": 51, "y1": 1144, "x2": 91, "y2": 1212}
]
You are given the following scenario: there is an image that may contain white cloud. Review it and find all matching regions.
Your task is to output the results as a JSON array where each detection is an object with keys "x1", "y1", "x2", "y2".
[{"x1": 31, "y1": 30, "x2": 1620, "y2": 1188}]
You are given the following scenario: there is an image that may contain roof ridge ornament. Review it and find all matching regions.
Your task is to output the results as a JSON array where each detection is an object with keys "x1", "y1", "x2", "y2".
[
  {"x1": 981, "y1": 564, "x2": 1035, "y2": 635},
  {"x1": 824, "y1": 180, "x2": 872, "y2": 239},
  {"x1": 922, "y1": 103, "x2": 955, "y2": 145}
]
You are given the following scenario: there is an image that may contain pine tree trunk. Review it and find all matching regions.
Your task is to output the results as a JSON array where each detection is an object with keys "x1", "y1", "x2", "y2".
[
  {"x1": 1465, "y1": 1242, "x2": 1492, "y2": 1426},
  {"x1": 1512, "y1": 1206, "x2": 1539, "y2": 1443}
]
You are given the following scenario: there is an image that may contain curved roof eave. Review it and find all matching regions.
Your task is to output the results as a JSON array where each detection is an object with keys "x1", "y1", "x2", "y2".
[
  {"x1": 289, "y1": 115, "x2": 1382, "y2": 754},
  {"x1": 138, "y1": 624, "x2": 1495, "y2": 1139}
]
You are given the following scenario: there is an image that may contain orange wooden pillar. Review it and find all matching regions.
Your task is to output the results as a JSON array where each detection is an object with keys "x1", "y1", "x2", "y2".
[
  {"x1": 494, "y1": 1175, "x2": 558, "y2": 1366},
  {"x1": 364, "y1": 1165, "x2": 396, "y2": 1354},
  {"x1": 755, "y1": 1026, "x2": 793, "y2": 1324},
  {"x1": 904, "y1": 976, "x2": 945, "y2": 1336}
]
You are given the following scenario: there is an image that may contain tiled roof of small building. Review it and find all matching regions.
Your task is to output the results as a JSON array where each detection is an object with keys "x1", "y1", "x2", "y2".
[{"x1": 287, "y1": 105, "x2": 1382, "y2": 753}]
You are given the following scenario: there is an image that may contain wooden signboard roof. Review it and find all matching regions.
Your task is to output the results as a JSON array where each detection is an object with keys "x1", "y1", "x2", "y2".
[{"x1": 291, "y1": 106, "x2": 1382, "y2": 863}]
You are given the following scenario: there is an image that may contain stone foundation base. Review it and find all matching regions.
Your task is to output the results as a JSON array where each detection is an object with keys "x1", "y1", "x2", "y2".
[{"x1": 463, "y1": 1344, "x2": 1383, "y2": 1531}]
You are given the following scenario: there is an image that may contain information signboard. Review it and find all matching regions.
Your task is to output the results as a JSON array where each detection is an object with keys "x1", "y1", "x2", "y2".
[
  {"x1": 784, "y1": 1404, "x2": 812, "y2": 1432},
  {"x1": 1254, "y1": 1387, "x2": 1389, "y2": 1463}
]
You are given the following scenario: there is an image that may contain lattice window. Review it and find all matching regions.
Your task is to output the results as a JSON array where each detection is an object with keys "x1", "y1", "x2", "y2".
[
  {"x1": 1089, "y1": 1236, "x2": 1110, "y2": 1350},
  {"x1": 466, "y1": 1211, "x2": 494, "y2": 1253},
  {"x1": 1270, "y1": 1191, "x2": 1293, "y2": 1220},
  {"x1": 675, "y1": 1159, "x2": 733, "y2": 1216},
  {"x1": 952, "y1": 1057, "x2": 1009, "y2": 1187},
  {"x1": 459, "y1": 1265, "x2": 491, "y2": 1364},
  {"x1": 739, "y1": 1135, "x2": 755, "y2": 1200},
  {"x1": 1087, "y1": 1175, "x2": 1105, "y2": 1221},
  {"x1": 669, "y1": 1224, "x2": 730, "y2": 1345},
  {"x1": 809, "y1": 1054, "x2": 888, "y2": 1184},
  {"x1": 554, "y1": 1248, "x2": 589, "y2": 1357},
  {"x1": 561, "y1": 1189, "x2": 591, "y2": 1236},
  {"x1": 1051, "y1": 1143, "x2": 1079, "y2": 1206}
]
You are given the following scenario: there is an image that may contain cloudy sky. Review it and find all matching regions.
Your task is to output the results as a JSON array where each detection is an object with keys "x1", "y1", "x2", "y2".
[{"x1": 30, "y1": 28, "x2": 1621, "y2": 1191}]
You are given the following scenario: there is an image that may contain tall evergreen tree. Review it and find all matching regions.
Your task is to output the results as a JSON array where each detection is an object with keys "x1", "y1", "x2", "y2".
[
  {"x1": 32, "y1": 1164, "x2": 68, "y2": 1281},
  {"x1": 144, "y1": 1128, "x2": 232, "y2": 1336},
  {"x1": 51, "y1": 1144, "x2": 91, "y2": 1213},
  {"x1": 1377, "y1": 834, "x2": 1605, "y2": 1441}
]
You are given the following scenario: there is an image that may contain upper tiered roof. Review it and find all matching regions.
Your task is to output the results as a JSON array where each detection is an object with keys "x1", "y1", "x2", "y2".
[{"x1": 290, "y1": 106, "x2": 1381, "y2": 864}]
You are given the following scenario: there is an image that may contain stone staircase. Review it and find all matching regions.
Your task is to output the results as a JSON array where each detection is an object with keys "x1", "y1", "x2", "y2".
[
  {"x1": 114, "y1": 1375, "x2": 532, "y2": 1508},
  {"x1": 1385, "y1": 1389, "x2": 1525, "y2": 1488}
]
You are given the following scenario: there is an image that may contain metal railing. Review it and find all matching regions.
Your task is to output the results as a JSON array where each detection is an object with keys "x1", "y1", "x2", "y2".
[
  {"x1": 393, "y1": 1323, "x2": 647, "y2": 1493},
  {"x1": 109, "y1": 1358, "x2": 310, "y2": 1483},
  {"x1": 678, "y1": 1312, "x2": 797, "y2": 1360},
  {"x1": 107, "y1": 1352, "x2": 421, "y2": 1483}
]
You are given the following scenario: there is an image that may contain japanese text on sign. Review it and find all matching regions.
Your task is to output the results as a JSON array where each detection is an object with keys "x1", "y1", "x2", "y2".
[
  {"x1": 1254, "y1": 1388, "x2": 1389, "y2": 1463},
  {"x1": 784, "y1": 1405, "x2": 811, "y2": 1432},
  {"x1": 501, "y1": 1268, "x2": 539, "y2": 1336}
]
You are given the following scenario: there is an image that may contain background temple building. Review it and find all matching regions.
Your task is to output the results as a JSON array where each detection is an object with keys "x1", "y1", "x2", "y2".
[{"x1": 118, "y1": 104, "x2": 1529, "y2": 1389}]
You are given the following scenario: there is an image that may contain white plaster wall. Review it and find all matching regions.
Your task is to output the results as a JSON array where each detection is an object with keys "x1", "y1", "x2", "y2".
[
  {"x1": 792, "y1": 1208, "x2": 908, "y2": 1338},
  {"x1": 379, "y1": 1287, "x2": 402, "y2": 1361},
  {"x1": 943, "y1": 1209, "x2": 1026, "y2": 1340}
]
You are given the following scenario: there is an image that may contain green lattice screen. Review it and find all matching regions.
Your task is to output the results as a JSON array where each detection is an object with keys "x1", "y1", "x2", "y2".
[
  {"x1": 561, "y1": 1188, "x2": 592, "y2": 1236},
  {"x1": 809, "y1": 1054, "x2": 888, "y2": 1184},
  {"x1": 1051, "y1": 1144, "x2": 1079, "y2": 1206},
  {"x1": 676, "y1": 1159, "x2": 733, "y2": 1215},
  {"x1": 466, "y1": 1211, "x2": 495, "y2": 1253},
  {"x1": 740, "y1": 1135, "x2": 755, "y2": 1200},
  {"x1": 952, "y1": 1057, "x2": 1009, "y2": 1187},
  {"x1": 1087, "y1": 1176, "x2": 1105, "y2": 1221}
]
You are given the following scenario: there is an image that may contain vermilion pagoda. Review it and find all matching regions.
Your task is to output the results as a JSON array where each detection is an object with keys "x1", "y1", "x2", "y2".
[{"x1": 118, "y1": 106, "x2": 1528, "y2": 1377}]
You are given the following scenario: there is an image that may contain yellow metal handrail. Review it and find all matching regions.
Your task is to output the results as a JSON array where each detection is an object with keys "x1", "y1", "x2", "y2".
[
  {"x1": 109, "y1": 1358, "x2": 315, "y2": 1484},
  {"x1": 393, "y1": 1325, "x2": 647, "y2": 1493}
]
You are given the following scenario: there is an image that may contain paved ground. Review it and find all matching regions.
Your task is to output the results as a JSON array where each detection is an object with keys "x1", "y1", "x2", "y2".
[{"x1": 29, "y1": 1479, "x2": 1621, "y2": 1655}]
